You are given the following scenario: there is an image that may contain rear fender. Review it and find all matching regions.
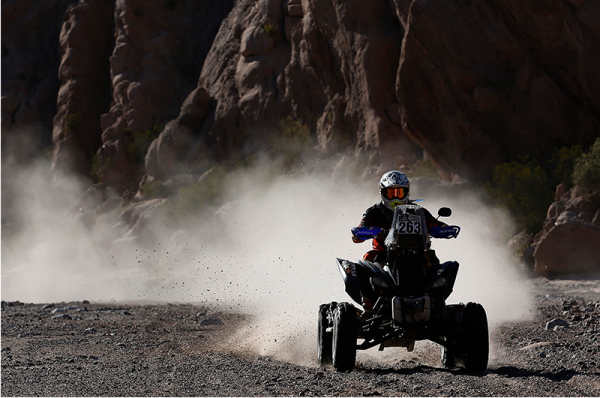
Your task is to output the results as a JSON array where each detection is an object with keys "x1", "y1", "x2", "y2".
[{"x1": 336, "y1": 258, "x2": 362, "y2": 305}]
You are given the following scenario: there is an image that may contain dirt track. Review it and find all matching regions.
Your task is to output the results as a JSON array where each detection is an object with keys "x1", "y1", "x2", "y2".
[{"x1": 2, "y1": 276, "x2": 600, "y2": 397}]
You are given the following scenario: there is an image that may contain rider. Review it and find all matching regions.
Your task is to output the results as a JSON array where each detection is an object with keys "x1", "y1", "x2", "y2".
[{"x1": 352, "y1": 170, "x2": 448, "y2": 310}]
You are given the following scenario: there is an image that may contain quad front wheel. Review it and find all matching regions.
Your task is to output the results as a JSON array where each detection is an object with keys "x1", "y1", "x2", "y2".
[
  {"x1": 332, "y1": 302, "x2": 357, "y2": 372},
  {"x1": 318, "y1": 302, "x2": 335, "y2": 367}
]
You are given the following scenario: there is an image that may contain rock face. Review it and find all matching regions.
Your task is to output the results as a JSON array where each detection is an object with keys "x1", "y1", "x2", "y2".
[
  {"x1": 395, "y1": 0, "x2": 600, "y2": 180},
  {"x1": 173, "y1": 0, "x2": 423, "y2": 178},
  {"x1": 2, "y1": 0, "x2": 77, "y2": 145},
  {"x1": 544, "y1": 186, "x2": 600, "y2": 232},
  {"x1": 148, "y1": 0, "x2": 600, "y2": 183},
  {"x1": 95, "y1": 0, "x2": 235, "y2": 193},
  {"x1": 533, "y1": 186, "x2": 600, "y2": 274},
  {"x1": 2, "y1": 0, "x2": 600, "y2": 191},
  {"x1": 52, "y1": 0, "x2": 114, "y2": 176}
]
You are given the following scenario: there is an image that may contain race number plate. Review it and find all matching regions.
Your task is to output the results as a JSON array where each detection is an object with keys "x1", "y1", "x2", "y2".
[{"x1": 396, "y1": 215, "x2": 422, "y2": 234}]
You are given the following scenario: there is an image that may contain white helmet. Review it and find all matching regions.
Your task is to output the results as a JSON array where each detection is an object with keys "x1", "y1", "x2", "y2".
[{"x1": 379, "y1": 170, "x2": 410, "y2": 210}]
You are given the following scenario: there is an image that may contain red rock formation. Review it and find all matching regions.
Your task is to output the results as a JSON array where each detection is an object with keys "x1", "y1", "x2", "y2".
[
  {"x1": 149, "y1": 0, "x2": 600, "y2": 184},
  {"x1": 3, "y1": 0, "x2": 600, "y2": 193},
  {"x1": 52, "y1": 0, "x2": 114, "y2": 177},
  {"x1": 533, "y1": 186, "x2": 600, "y2": 273},
  {"x1": 534, "y1": 221, "x2": 600, "y2": 274},
  {"x1": 145, "y1": 86, "x2": 212, "y2": 180},
  {"x1": 395, "y1": 0, "x2": 600, "y2": 180},
  {"x1": 149, "y1": 0, "x2": 422, "y2": 183},
  {"x1": 93, "y1": 0, "x2": 234, "y2": 194},
  {"x1": 2, "y1": 0, "x2": 77, "y2": 146}
]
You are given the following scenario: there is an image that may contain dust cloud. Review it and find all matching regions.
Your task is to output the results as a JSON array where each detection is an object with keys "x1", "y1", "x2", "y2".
[{"x1": 2, "y1": 150, "x2": 533, "y2": 367}]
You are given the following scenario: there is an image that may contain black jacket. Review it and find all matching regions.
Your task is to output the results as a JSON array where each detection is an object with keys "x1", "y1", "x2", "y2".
[{"x1": 353, "y1": 202, "x2": 445, "y2": 249}]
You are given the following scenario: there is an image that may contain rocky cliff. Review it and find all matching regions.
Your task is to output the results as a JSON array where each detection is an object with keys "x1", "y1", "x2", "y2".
[
  {"x1": 2, "y1": 0, "x2": 77, "y2": 146},
  {"x1": 2, "y1": 0, "x2": 598, "y2": 187},
  {"x1": 2, "y1": 0, "x2": 234, "y2": 192},
  {"x1": 3, "y1": 0, "x2": 599, "y2": 191}
]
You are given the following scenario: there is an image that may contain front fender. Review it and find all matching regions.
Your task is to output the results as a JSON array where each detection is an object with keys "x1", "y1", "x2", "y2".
[{"x1": 335, "y1": 258, "x2": 362, "y2": 305}]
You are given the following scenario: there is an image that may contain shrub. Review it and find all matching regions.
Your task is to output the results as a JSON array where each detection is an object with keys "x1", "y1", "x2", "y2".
[
  {"x1": 163, "y1": 166, "x2": 227, "y2": 227},
  {"x1": 485, "y1": 157, "x2": 555, "y2": 233},
  {"x1": 485, "y1": 143, "x2": 589, "y2": 234},
  {"x1": 573, "y1": 137, "x2": 600, "y2": 192},
  {"x1": 127, "y1": 125, "x2": 163, "y2": 164},
  {"x1": 263, "y1": 22, "x2": 278, "y2": 36},
  {"x1": 549, "y1": 144, "x2": 582, "y2": 189},
  {"x1": 91, "y1": 152, "x2": 113, "y2": 179},
  {"x1": 64, "y1": 111, "x2": 81, "y2": 134},
  {"x1": 270, "y1": 116, "x2": 311, "y2": 170},
  {"x1": 140, "y1": 179, "x2": 168, "y2": 199}
]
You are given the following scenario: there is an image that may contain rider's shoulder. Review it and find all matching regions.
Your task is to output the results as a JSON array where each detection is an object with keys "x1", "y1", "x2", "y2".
[
  {"x1": 364, "y1": 202, "x2": 393, "y2": 216},
  {"x1": 421, "y1": 206, "x2": 435, "y2": 216},
  {"x1": 368, "y1": 202, "x2": 387, "y2": 212}
]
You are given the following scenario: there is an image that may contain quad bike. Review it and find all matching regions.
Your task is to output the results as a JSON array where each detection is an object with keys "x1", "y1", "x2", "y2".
[{"x1": 318, "y1": 204, "x2": 489, "y2": 372}]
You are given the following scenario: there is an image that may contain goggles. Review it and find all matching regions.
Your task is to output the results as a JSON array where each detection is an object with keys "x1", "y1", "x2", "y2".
[{"x1": 381, "y1": 187, "x2": 407, "y2": 200}]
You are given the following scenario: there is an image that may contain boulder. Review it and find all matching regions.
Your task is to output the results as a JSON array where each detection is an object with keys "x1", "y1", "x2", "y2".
[
  {"x1": 115, "y1": 198, "x2": 167, "y2": 240},
  {"x1": 545, "y1": 318, "x2": 570, "y2": 331},
  {"x1": 534, "y1": 221, "x2": 600, "y2": 274},
  {"x1": 531, "y1": 185, "x2": 600, "y2": 274},
  {"x1": 145, "y1": 87, "x2": 211, "y2": 179},
  {"x1": 540, "y1": 187, "x2": 600, "y2": 237}
]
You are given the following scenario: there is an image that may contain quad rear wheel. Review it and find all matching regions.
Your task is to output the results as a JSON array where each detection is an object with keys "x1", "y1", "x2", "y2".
[
  {"x1": 441, "y1": 304, "x2": 463, "y2": 368},
  {"x1": 332, "y1": 302, "x2": 357, "y2": 372},
  {"x1": 441, "y1": 337, "x2": 456, "y2": 368},
  {"x1": 461, "y1": 302, "x2": 489, "y2": 372}
]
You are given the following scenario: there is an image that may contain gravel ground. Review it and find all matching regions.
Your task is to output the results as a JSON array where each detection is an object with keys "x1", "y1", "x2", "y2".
[{"x1": 2, "y1": 276, "x2": 600, "y2": 397}]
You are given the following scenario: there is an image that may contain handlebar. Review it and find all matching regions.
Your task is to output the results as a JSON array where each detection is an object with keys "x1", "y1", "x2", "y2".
[
  {"x1": 352, "y1": 225, "x2": 460, "y2": 239},
  {"x1": 429, "y1": 225, "x2": 460, "y2": 239},
  {"x1": 351, "y1": 226, "x2": 383, "y2": 239}
]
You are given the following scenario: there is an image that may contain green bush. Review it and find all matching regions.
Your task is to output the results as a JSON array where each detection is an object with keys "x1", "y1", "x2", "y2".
[
  {"x1": 64, "y1": 111, "x2": 81, "y2": 134},
  {"x1": 573, "y1": 138, "x2": 600, "y2": 192},
  {"x1": 549, "y1": 144, "x2": 582, "y2": 189},
  {"x1": 263, "y1": 22, "x2": 278, "y2": 36},
  {"x1": 140, "y1": 179, "x2": 169, "y2": 199},
  {"x1": 127, "y1": 125, "x2": 163, "y2": 164},
  {"x1": 91, "y1": 152, "x2": 114, "y2": 179},
  {"x1": 485, "y1": 143, "x2": 587, "y2": 234},
  {"x1": 485, "y1": 157, "x2": 555, "y2": 233},
  {"x1": 163, "y1": 166, "x2": 227, "y2": 227},
  {"x1": 270, "y1": 116, "x2": 311, "y2": 170}
]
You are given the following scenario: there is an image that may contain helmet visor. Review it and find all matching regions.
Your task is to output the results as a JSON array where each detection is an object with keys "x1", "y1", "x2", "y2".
[{"x1": 382, "y1": 187, "x2": 407, "y2": 200}]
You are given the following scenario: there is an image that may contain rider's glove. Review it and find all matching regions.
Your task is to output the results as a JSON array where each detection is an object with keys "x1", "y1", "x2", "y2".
[
  {"x1": 375, "y1": 229, "x2": 388, "y2": 241},
  {"x1": 352, "y1": 235, "x2": 365, "y2": 243}
]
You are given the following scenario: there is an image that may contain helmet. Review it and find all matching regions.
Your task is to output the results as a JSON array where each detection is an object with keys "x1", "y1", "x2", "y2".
[{"x1": 379, "y1": 170, "x2": 410, "y2": 210}]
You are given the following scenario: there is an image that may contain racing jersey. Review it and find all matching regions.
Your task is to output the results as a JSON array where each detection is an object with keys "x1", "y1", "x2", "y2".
[{"x1": 352, "y1": 201, "x2": 447, "y2": 251}]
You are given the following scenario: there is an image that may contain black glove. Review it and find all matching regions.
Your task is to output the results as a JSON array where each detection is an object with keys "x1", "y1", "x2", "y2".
[{"x1": 375, "y1": 229, "x2": 388, "y2": 240}]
